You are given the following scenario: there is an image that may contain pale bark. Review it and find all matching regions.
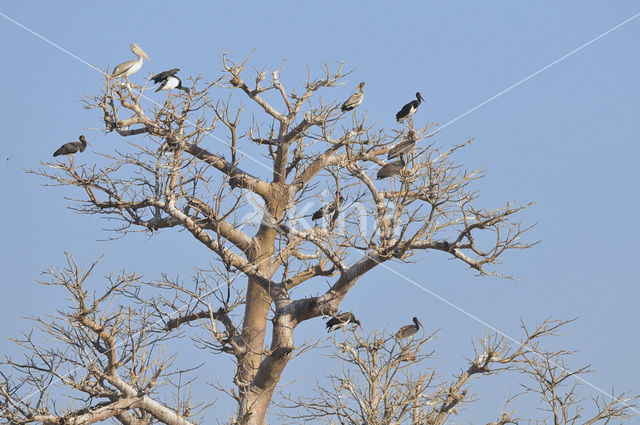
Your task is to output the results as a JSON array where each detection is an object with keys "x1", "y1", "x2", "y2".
[{"x1": 7, "y1": 52, "x2": 542, "y2": 425}]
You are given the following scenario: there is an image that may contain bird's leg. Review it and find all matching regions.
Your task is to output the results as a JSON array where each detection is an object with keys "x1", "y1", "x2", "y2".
[{"x1": 343, "y1": 326, "x2": 347, "y2": 343}]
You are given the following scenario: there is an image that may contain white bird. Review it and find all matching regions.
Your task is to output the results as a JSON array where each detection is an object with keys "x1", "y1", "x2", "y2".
[{"x1": 112, "y1": 43, "x2": 152, "y2": 84}]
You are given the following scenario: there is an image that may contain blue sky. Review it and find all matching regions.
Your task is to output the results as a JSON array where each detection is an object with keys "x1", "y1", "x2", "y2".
[{"x1": 1, "y1": 1, "x2": 639, "y2": 422}]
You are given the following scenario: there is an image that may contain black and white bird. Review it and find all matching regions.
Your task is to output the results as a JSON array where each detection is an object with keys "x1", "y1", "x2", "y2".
[
  {"x1": 112, "y1": 43, "x2": 152, "y2": 85},
  {"x1": 395, "y1": 317, "x2": 423, "y2": 340},
  {"x1": 311, "y1": 195, "x2": 344, "y2": 222},
  {"x1": 53, "y1": 135, "x2": 90, "y2": 159},
  {"x1": 341, "y1": 82, "x2": 365, "y2": 112},
  {"x1": 151, "y1": 68, "x2": 190, "y2": 97},
  {"x1": 326, "y1": 312, "x2": 361, "y2": 341},
  {"x1": 395, "y1": 92, "x2": 424, "y2": 123},
  {"x1": 387, "y1": 130, "x2": 417, "y2": 160}
]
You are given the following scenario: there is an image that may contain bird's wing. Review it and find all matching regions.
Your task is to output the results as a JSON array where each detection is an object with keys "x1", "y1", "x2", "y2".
[
  {"x1": 112, "y1": 60, "x2": 136, "y2": 77},
  {"x1": 395, "y1": 102, "x2": 413, "y2": 119},
  {"x1": 53, "y1": 142, "x2": 77, "y2": 156},
  {"x1": 312, "y1": 207, "x2": 324, "y2": 220},
  {"x1": 151, "y1": 68, "x2": 180, "y2": 83},
  {"x1": 343, "y1": 92, "x2": 363, "y2": 109}
]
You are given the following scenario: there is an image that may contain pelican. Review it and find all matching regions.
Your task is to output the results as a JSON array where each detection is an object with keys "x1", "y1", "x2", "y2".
[
  {"x1": 112, "y1": 43, "x2": 152, "y2": 84},
  {"x1": 395, "y1": 317, "x2": 423, "y2": 340},
  {"x1": 326, "y1": 312, "x2": 361, "y2": 341},
  {"x1": 388, "y1": 130, "x2": 417, "y2": 160},
  {"x1": 341, "y1": 82, "x2": 365, "y2": 112},
  {"x1": 396, "y1": 92, "x2": 424, "y2": 123},
  {"x1": 53, "y1": 135, "x2": 90, "y2": 164},
  {"x1": 152, "y1": 68, "x2": 191, "y2": 98},
  {"x1": 311, "y1": 195, "x2": 344, "y2": 223}
]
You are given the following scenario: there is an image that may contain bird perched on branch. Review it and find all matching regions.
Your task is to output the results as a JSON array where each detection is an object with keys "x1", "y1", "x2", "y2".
[
  {"x1": 396, "y1": 92, "x2": 424, "y2": 122},
  {"x1": 53, "y1": 135, "x2": 90, "y2": 159},
  {"x1": 377, "y1": 158, "x2": 405, "y2": 180},
  {"x1": 152, "y1": 68, "x2": 191, "y2": 98},
  {"x1": 388, "y1": 130, "x2": 417, "y2": 160},
  {"x1": 341, "y1": 82, "x2": 365, "y2": 112},
  {"x1": 112, "y1": 43, "x2": 152, "y2": 85},
  {"x1": 395, "y1": 316, "x2": 423, "y2": 340},
  {"x1": 312, "y1": 195, "x2": 344, "y2": 223},
  {"x1": 326, "y1": 312, "x2": 361, "y2": 341},
  {"x1": 377, "y1": 158, "x2": 406, "y2": 191}
]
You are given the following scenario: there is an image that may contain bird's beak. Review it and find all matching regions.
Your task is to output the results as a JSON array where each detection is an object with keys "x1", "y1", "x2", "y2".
[
  {"x1": 418, "y1": 319, "x2": 424, "y2": 328},
  {"x1": 140, "y1": 47, "x2": 152, "y2": 62}
]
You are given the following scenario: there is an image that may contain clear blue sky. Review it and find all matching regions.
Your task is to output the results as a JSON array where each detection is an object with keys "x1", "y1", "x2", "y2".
[{"x1": 1, "y1": 1, "x2": 638, "y2": 422}]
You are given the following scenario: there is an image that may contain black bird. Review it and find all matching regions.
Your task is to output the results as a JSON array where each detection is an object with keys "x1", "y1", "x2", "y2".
[
  {"x1": 341, "y1": 82, "x2": 365, "y2": 112},
  {"x1": 312, "y1": 195, "x2": 344, "y2": 222},
  {"x1": 326, "y1": 312, "x2": 361, "y2": 341},
  {"x1": 395, "y1": 92, "x2": 425, "y2": 122},
  {"x1": 395, "y1": 317, "x2": 423, "y2": 340},
  {"x1": 151, "y1": 68, "x2": 190, "y2": 97},
  {"x1": 387, "y1": 130, "x2": 417, "y2": 160},
  {"x1": 53, "y1": 135, "x2": 89, "y2": 158}
]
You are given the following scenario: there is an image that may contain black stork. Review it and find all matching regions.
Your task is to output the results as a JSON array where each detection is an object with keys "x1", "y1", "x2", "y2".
[
  {"x1": 376, "y1": 157, "x2": 405, "y2": 191},
  {"x1": 387, "y1": 130, "x2": 417, "y2": 160},
  {"x1": 341, "y1": 82, "x2": 365, "y2": 112},
  {"x1": 152, "y1": 68, "x2": 191, "y2": 98},
  {"x1": 53, "y1": 135, "x2": 90, "y2": 163},
  {"x1": 311, "y1": 195, "x2": 345, "y2": 224},
  {"x1": 395, "y1": 316, "x2": 423, "y2": 340},
  {"x1": 395, "y1": 92, "x2": 425, "y2": 123},
  {"x1": 326, "y1": 312, "x2": 361, "y2": 341},
  {"x1": 112, "y1": 43, "x2": 152, "y2": 85}
]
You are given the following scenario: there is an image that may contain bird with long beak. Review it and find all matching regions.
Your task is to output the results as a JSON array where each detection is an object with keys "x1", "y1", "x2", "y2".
[
  {"x1": 53, "y1": 135, "x2": 90, "y2": 165},
  {"x1": 395, "y1": 316, "x2": 423, "y2": 340},
  {"x1": 341, "y1": 82, "x2": 365, "y2": 112},
  {"x1": 112, "y1": 43, "x2": 152, "y2": 85},
  {"x1": 396, "y1": 92, "x2": 425, "y2": 123}
]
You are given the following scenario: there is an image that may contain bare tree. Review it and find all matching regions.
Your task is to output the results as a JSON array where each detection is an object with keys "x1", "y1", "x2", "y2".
[
  {"x1": 4, "y1": 51, "x2": 535, "y2": 424},
  {"x1": 279, "y1": 319, "x2": 638, "y2": 425}
]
